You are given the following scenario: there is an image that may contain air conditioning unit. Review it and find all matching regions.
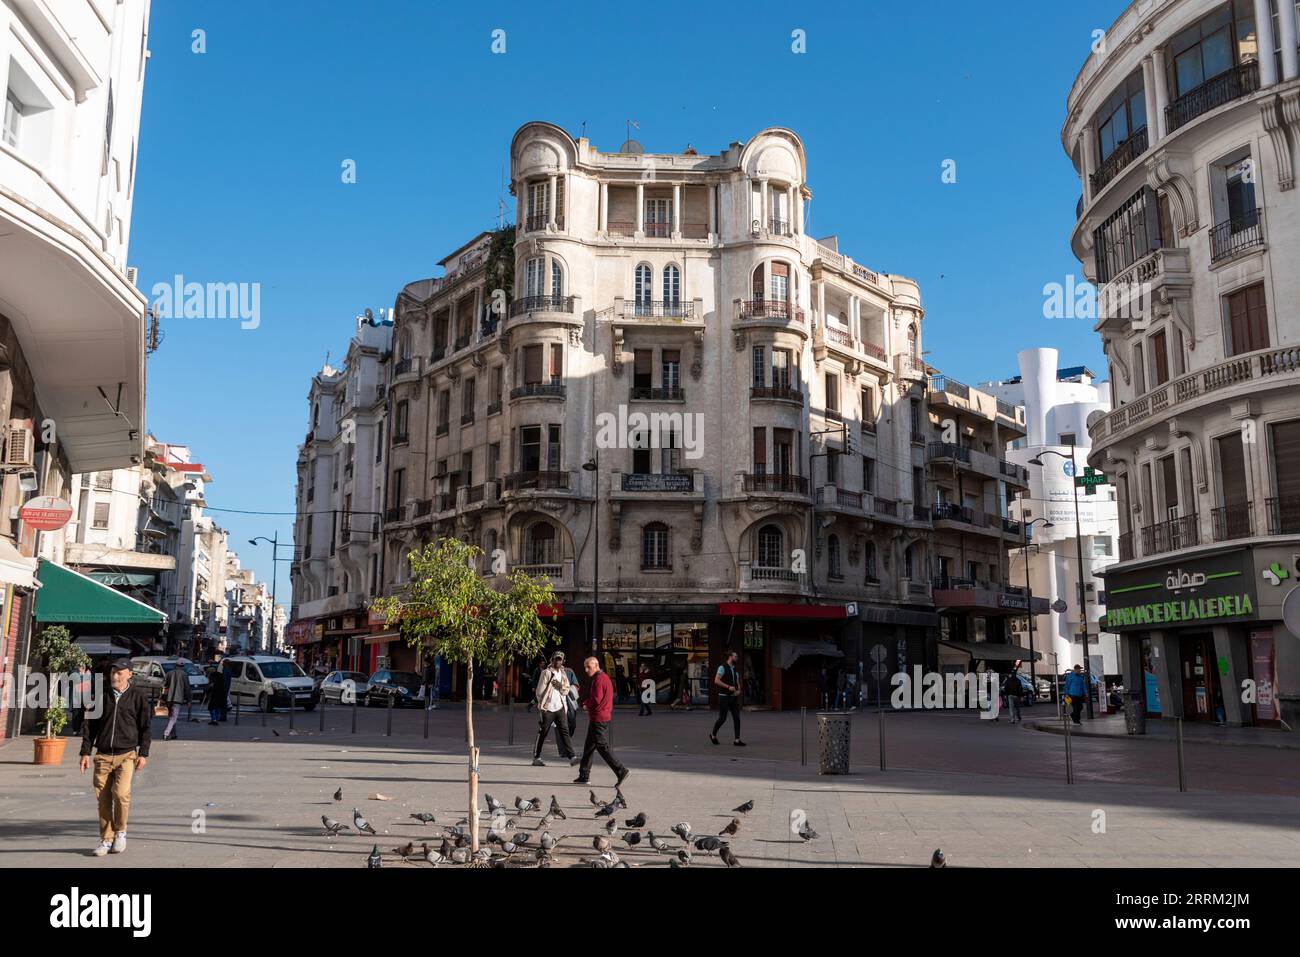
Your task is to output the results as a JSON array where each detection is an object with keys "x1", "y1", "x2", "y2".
[{"x1": 3, "y1": 428, "x2": 33, "y2": 468}]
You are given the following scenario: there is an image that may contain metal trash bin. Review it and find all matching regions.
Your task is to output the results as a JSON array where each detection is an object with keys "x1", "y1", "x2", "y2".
[
  {"x1": 817, "y1": 711, "x2": 851, "y2": 774},
  {"x1": 1124, "y1": 690, "x2": 1146, "y2": 735}
]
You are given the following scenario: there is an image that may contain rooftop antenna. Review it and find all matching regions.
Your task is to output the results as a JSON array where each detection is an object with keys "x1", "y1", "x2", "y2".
[{"x1": 619, "y1": 119, "x2": 643, "y2": 155}]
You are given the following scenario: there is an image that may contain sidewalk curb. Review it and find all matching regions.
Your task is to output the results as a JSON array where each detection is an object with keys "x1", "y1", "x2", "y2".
[{"x1": 1026, "y1": 720, "x2": 1300, "y2": 751}]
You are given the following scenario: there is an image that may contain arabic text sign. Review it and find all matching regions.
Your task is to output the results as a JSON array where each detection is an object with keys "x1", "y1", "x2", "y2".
[{"x1": 1103, "y1": 551, "x2": 1257, "y2": 633}]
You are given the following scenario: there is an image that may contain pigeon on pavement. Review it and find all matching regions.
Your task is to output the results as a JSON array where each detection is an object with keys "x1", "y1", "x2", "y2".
[
  {"x1": 798, "y1": 819, "x2": 819, "y2": 841},
  {"x1": 719, "y1": 818, "x2": 741, "y2": 836},
  {"x1": 694, "y1": 836, "x2": 723, "y2": 854},
  {"x1": 671, "y1": 822, "x2": 692, "y2": 843},
  {"x1": 391, "y1": 841, "x2": 414, "y2": 858},
  {"x1": 648, "y1": 832, "x2": 671, "y2": 853},
  {"x1": 352, "y1": 809, "x2": 377, "y2": 835},
  {"x1": 548, "y1": 795, "x2": 567, "y2": 820},
  {"x1": 732, "y1": 800, "x2": 754, "y2": 815},
  {"x1": 675, "y1": 848, "x2": 692, "y2": 867},
  {"x1": 588, "y1": 790, "x2": 602, "y2": 808},
  {"x1": 605, "y1": 818, "x2": 619, "y2": 837},
  {"x1": 409, "y1": 812, "x2": 436, "y2": 825},
  {"x1": 719, "y1": 845, "x2": 741, "y2": 867},
  {"x1": 540, "y1": 831, "x2": 562, "y2": 852},
  {"x1": 422, "y1": 842, "x2": 443, "y2": 865},
  {"x1": 625, "y1": 812, "x2": 647, "y2": 828},
  {"x1": 333, "y1": 787, "x2": 343, "y2": 802},
  {"x1": 621, "y1": 831, "x2": 641, "y2": 847},
  {"x1": 931, "y1": 849, "x2": 946, "y2": 868},
  {"x1": 321, "y1": 815, "x2": 350, "y2": 836},
  {"x1": 366, "y1": 845, "x2": 382, "y2": 868},
  {"x1": 515, "y1": 796, "x2": 538, "y2": 815},
  {"x1": 484, "y1": 794, "x2": 505, "y2": 815},
  {"x1": 592, "y1": 834, "x2": 611, "y2": 853}
]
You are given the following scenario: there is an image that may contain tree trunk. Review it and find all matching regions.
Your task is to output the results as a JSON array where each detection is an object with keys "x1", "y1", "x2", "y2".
[{"x1": 467, "y1": 656, "x2": 479, "y2": 854}]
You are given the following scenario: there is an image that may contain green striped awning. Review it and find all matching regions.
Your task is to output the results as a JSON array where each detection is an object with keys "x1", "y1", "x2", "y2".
[{"x1": 34, "y1": 560, "x2": 166, "y2": 625}]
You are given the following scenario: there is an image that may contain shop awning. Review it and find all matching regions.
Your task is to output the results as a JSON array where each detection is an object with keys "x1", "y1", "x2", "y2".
[
  {"x1": 34, "y1": 560, "x2": 166, "y2": 625},
  {"x1": 0, "y1": 537, "x2": 38, "y2": 589},
  {"x1": 86, "y1": 572, "x2": 156, "y2": 587},
  {"x1": 74, "y1": 637, "x2": 132, "y2": 656},
  {"x1": 776, "y1": 638, "x2": 845, "y2": 670},
  {"x1": 939, "y1": 639, "x2": 1040, "y2": 662},
  {"x1": 364, "y1": 631, "x2": 401, "y2": 645}
]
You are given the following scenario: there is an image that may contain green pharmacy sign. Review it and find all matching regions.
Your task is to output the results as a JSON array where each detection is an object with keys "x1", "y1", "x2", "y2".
[
  {"x1": 1074, "y1": 467, "x2": 1108, "y2": 495},
  {"x1": 1105, "y1": 593, "x2": 1253, "y2": 629},
  {"x1": 1104, "y1": 554, "x2": 1258, "y2": 632}
]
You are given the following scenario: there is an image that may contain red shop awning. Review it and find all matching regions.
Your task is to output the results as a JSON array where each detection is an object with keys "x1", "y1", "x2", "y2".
[{"x1": 717, "y1": 602, "x2": 848, "y2": 620}]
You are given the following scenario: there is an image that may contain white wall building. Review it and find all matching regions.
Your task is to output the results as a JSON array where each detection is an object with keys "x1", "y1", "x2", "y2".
[{"x1": 982, "y1": 349, "x2": 1122, "y2": 677}]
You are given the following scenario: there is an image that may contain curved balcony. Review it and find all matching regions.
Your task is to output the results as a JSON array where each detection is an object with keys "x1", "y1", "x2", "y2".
[
  {"x1": 508, "y1": 295, "x2": 577, "y2": 322},
  {"x1": 510, "y1": 380, "x2": 566, "y2": 402},
  {"x1": 503, "y1": 470, "x2": 572, "y2": 493},
  {"x1": 734, "y1": 299, "x2": 807, "y2": 337},
  {"x1": 750, "y1": 385, "x2": 803, "y2": 405},
  {"x1": 1089, "y1": 345, "x2": 1300, "y2": 451}
]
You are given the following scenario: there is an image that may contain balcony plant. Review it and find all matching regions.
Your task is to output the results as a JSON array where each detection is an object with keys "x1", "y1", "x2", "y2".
[
  {"x1": 30, "y1": 625, "x2": 91, "y2": 765},
  {"x1": 370, "y1": 538, "x2": 554, "y2": 854}
]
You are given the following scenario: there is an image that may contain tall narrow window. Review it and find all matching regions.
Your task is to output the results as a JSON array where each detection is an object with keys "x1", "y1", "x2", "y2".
[
  {"x1": 642, "y1": 524, "x2": 670, "y2": 570},
  {"x1": 633, "y1": 349, "x2": 652, "y2": 390},
  {"x1": 645, "y1": 197, "x2": 671, "y2": 237},
  {"x1": 547, "y1": 424, "x2": 562, "y2": 472},
  {"x1": 527, "y1": 181, "x2": 549, "y2": 228},
  {"x1": 1215, "y1": 431, "x2": 1248, "y2": 538},
  {"x1": 663, "y1": 264, "x2": 681, "y2": 311},
  {"x1": 772, "y1": 349, "x2": 791, "y2": 389},
  {"x1": 520, "y1": 426, "x2": 541, "y2": 472},
  {"x1": 862, "y1": 455, "x2": 875, "y2": 493},
  {"x1": 1151, "y1": 330, "x2": 1169, "y2": 385},
  {"x1": 753, "y1": 427, "x2": 767, "y2": 476},
  {"x1": 635, "y1": 264, "x2": 653, "y2": 314},
  {"x1": 523, "y1": 344, "x2": 543, "y2": 385},
  {"x1": 773, "y1": 429, "x2": 793, "y2": 475},
  {"x1": 1224, "y1": 283, "x2": 1269, "y2": 356},
  {"x1": 551, "y1": 260, "x2": 563, "y2": 299},
  {"x1": 825, "y1": 373, "x2": 840, "y2": 417},
  {"x1": 770, "y1": 263, "x2": 789, "y2": 304},
  {"x1": 1133, "y1": 343, "x2": 1146, "y2": 394},
  {"x1": 488, "y1": 442, "x2": 500, "y2": 480},
  {"x1": 525, "y1": 257, "x2": 545, "y2": 298},
  {"x1": 549, "y1": 343, "x2": 563, "y2": 382},
  {"x1": 662, "y1": 349, "x2": 680, "y2": 393},
  {"x1": 827, "y1": 534, "x2": 842, "y2": 578},
  {"x1": 757, "y1": 525, "x2": 783, "y2": 567},
  {"x1": 1270, "y1": 420, "x2": 1300, "y2": 533},
  {"x1": 752, "y1": 346, "x2": 766, "y2": 388}
]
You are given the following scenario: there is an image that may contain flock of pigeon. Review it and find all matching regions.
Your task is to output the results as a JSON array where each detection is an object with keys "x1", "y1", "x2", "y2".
[{"x1": 319, "y1": 785, "x2": 821, "y2": 868}]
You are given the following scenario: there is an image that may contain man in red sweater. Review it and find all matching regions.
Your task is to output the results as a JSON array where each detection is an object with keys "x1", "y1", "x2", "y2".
[{"x1": 573, "y1": 656, "x2": 629, "y2": 786}]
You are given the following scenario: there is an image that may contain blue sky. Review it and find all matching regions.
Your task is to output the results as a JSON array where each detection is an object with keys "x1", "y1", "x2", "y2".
[{"x1": 130, "y1": 0, "x2": 1125, "y2": 601}]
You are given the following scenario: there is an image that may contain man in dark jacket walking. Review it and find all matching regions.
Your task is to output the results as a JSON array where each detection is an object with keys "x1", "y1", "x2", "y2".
[
  {"x1": 573, "y1": 657, "x2": 628, "y2": 787},
  {"x1": 79, "y1": 660, "x2": 151, "y2": 856}
]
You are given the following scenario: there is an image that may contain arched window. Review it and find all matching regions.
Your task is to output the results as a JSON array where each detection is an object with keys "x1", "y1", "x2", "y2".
[
  {"x1": 483, "y1": 529, "x2": 498, "y2": 572},
  {"x1": 908, "y1": 324, "x2": 919, "y2": 358},
  {"x1": 551, "y1": 259, "x2": 563, "y2": 299},
  {"x1": 634, "y1": 264, "x2": 653, "y2": 314},
  {"x1": 864, "y1": 542, "x2": 878, "y2": 582},
  {"x1": 904, "y1": 544, "x2": 916, "y2": 580},
  {"x1": 770, "y1": 262, "x2": 790, "y2": 305},
  {"x1": 642, "y1": 523, "x2": 670, "y2": 570},
  {"x1": 525, "y1": 522, "x2": 556, "y2": 566},
  {"x1": 751, "y1": 264, "x2": 764, "y2": 301},
  {"x1": 663, "y1": 264, "x2": 681, "y2": 313},
  {"x1": 828, "y1": 534, "x2": 842, "y2": 579},
  {"x1": 525, "y1": 257, "x2": 545, "y2": 298},
  {"x1": 757, "y1": 524, "x2": 784, "y2": 568}
]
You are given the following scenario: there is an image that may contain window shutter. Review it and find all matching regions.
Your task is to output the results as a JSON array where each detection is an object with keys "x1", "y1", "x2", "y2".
[
  {"x1": 524, "y1": 345, "x2": 542, "y2": 384},
  {"x1": 753, "y1": 427, "x2": 766, "y2": 471},
  {"x1": 1272, "y1": 421, "x2": 1300, "y2": 504}
]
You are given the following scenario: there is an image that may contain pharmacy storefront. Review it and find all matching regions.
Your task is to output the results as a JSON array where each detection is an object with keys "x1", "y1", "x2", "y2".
[{"x1": 1103, "y1": 545, "x2": 1296, "y2": 729}]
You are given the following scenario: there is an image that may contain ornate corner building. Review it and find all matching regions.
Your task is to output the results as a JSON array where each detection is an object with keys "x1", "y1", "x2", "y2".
[{"x1": 1066, "y1": 0, "x2": 1300, "y2": 729}]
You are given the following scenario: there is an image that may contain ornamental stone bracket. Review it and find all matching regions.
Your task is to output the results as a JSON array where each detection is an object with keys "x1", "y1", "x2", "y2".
[
  {"x1": 691, "y1": 329, "x2": 704, "y2": 380},
  {"x1": 568, "y1": 328, "x2": 584, "y2": 348},
  {"x1": 611, "y1": 325, "x2": 625, "y2": 376},
  {"x1": 691, "y1": 503, "x2": 703, "y2": 551},
  {"x1": 1145, "y1": 148, "x2": 1199, "y2": 237},
  {"x1": 608, "y1": 500, "x2": 622, "y2": 551},
  {"x1": 733, "y1": 329, "x2": 747, "y2": 352},
  {"x1": 1102, "y1": 335, "x2": 1131, "y2": 385},
  {"x1": 497, "y1": 330, "x2": 512, "y2": 357},
  {"x1": 1260, "y1": 93, "x2": 1296, "y2": 192}
]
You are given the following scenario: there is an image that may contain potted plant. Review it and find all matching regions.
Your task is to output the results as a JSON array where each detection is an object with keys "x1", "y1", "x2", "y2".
[{"x1": 31, "y1": 625, "x2": 90, "y2": 765}]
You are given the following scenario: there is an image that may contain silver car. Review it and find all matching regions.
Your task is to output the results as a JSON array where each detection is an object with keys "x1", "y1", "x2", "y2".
[{"x1": 318, "y1": 670, "x2": 370, "y2": 704}]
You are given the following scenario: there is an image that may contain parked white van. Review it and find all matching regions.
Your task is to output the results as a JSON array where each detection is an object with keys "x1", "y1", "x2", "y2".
[{"x1": 221, "y1": 655, "x2": 318, "y2": 712}]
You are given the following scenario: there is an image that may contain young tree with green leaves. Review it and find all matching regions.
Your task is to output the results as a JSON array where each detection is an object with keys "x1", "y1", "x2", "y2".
[
  {"x1": 31, "y1": 625, "x2": 91, "y2": 739},
  {"x1": 370, "y1": 538, "x2": 555, "y2": 852}
]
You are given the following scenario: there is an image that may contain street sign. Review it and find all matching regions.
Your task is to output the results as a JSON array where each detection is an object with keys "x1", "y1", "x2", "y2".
[
  {"x1": 19, "y1": 496, "x2": 73, "y2": 531},
  {"x1": 1074, "y1": 467, "x2": 1108, "y2": 496},
  {"x1": 1051, "y1": 599, "x2": 1068, "y2": 613}
]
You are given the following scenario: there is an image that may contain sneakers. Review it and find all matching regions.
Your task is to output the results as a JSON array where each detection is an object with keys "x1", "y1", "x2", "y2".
[
  {"x1": 531, "y1": 758, "x2": 546, "y2": 767},
  {"x1": 709, "y1": 734, "x2": 719, "y2": 745},
  {"x1": 111, "y1": 831, "x2": 126, "y2": 854},
  {"x1": 568, "y1": 756, "x2": 580, "y2": 766},
  {"x1": 572, "y1": 776, "x2": 590, "y2": 784},
  {"x1": 733, "y1": 740, "x2": 747, "y2": 747},
  {"x1": 92, "y1": 841, "x2": 112, "y2": 857}
]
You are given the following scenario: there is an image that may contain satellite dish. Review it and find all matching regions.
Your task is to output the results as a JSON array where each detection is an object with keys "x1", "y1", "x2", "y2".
[{"x1": 619, "y1": 139, "x2": 644, "y2": 155}]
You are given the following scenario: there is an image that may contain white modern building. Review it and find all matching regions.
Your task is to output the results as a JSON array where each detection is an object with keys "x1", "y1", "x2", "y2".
[
  {"x1": 983, "y1": 350, "x2": 1122, "y2": 678},
  {"x1": 1066, "y1": 0, "x2": 1300, "y2": 729}
]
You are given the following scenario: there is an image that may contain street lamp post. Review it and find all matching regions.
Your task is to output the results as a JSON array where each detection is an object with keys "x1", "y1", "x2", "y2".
[
  {"x1": 1019, "y1": 516, "x2": 1054, "y2": 690},
  {"x1": 249, "y1": 533, "x2": 292, "y2": 655},
  {"x1": 1029, "y1": 445, "x2": 1094, "y2": 718},
  {"x1": 582, "y1": 454, "x2": 599, "y2": 655}
]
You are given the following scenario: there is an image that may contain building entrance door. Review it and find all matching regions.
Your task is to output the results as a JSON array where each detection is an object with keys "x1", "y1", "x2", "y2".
[{"x1": 1179, "y1": 634, "x2": 1219, "y2": 722}]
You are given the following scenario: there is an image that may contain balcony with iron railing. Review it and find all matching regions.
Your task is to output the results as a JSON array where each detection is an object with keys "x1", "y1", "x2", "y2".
[
  {"x1": 504, "y1": 470, "x2": 571, "y2": 492},
  {"x1": 413, "y1": 498, "x2": 433, "y2": 519},
  {"x1": 1090, "y1": 126, "x2": 1148, "y2": 193},
  {"x1": 927, "y1": 442, "x2": 1029, "y2": 486},
  {"x1": 453, "y1": 332, "x2": 472, "y2": 352},
  {"x1": 1212, "y1": 502, "x2": 1253, "y2": 542},
  {"x1": 630, "y1": 386, "x2": 684, "y2": 401},
  {"x1": 895, "y1": 354, "x2": 925, "y2": 380},
  {"x1": 750, "y1": 384, "x2": 803, "y2": 404},
  {"x1": 384, "y1": 505, "x2": 404, "y2": 523},
  {"x1": 509, "y1": 295, "x2": 576, "y2": 318},
  {"x1": 1140, "y1": 514, "x2": 1200, "y2": 555},
  {"x1": 815, "y1": 485, "x2": 866, "y2": 513},
  {"x1": 487, "y1": 399, "x2": 502, "y2": 416},
  {"x1": 736, "y1": 299, "x2": 806, "y2": 325},
  {"x1": 510, "y1": 380, "x2": 566, "y2": 400},
  {"x1": 741, "y1": 472, "x2": 809, "y2": 495},
  {"x1": 768, "y1": 217, "x2": 790, "y2": 235},
  {"x1": 874, "y1": 497, "x2": 899, "y2": 518},
  {"x1": 620, "y1": 300, "x2": 696, "y2": 320},
  {"x1": 1267, "y1": 497, "x2": 1300, "y2": 536},
  {"x1": 1165, "y1": 61, "x2": 1259, "y2": 134},
  {"x1": 393, "y1": 356, "x2": 422, "y2": 379},
  {"x1": 1209, "y1": 207, "x2": 1264, "y2": 264}
]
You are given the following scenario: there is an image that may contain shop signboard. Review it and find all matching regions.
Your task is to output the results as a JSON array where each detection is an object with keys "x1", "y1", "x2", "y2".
[{"x1": 1103, "y1": 551, "x2": 1256, "y2": 632}]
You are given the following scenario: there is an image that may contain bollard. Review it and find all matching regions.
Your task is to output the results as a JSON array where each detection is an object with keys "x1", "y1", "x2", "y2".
[
  {"x1": 319, "y1": 691, "x2": 326, "y2": 732},
  {"x1": 508, "y1": 701, "x2": 514, "y2": 746},
  {"x1": 1062, "y1": 712, "x2": 1074, "y2": 785},
  {"x1": 801, "y1": 707, "x2": 807, "y2": 767},
  {"x1": 288, "y1": 691, "x2": 295, "y2": 731},
  {"x1": 1176, "y1": 717, "x2": 1187, "y2": 792},
  {"x1": 386, "y1": 691, "x2": 393, "y2": 737},
  {"x1": 878, "y1": 704, "x2": 886, "y2": 772},
  {"x1": 423, "y1": 697, "x2": 430, "y2": 739},
  {"x1": 234, "y1": 696, "x2": 239, "y2": 726},
  {"x1": 351, "y1": 695, "x2": 357, "y2": 734},
  {"x1": 261, "y1": 695, "x2": 267, "y2": 726}
]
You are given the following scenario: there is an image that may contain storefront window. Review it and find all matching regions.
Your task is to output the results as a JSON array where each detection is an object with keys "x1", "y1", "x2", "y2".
[{"x1": 603, "y1": 620, "x2": 711, "y2": 704}]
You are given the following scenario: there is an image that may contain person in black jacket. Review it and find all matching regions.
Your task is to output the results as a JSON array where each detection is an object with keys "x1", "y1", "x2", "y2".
[
  {"x1": 203, "y1": 666, "x2": 226, "y2": 725},
  {"x1": 79, "y1": 660, "x2": 151, "y2": 856}
]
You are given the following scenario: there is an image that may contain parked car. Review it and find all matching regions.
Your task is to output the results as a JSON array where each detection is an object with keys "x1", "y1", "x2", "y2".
[
  {"x1": 365, "y1": 670, "x2": 422, "y2": 707},
  {"x1": 129, "y1": 656, "x2": 209, "y2": 700},
  {"x1": 221, "y1": 655, "x2": 319, "y2": 712},
  {"x1": 319, "y1": 670, "x2": 370, "y2": 704}
]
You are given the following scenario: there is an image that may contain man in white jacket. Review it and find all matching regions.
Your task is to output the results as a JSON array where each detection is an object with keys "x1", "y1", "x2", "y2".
[{"x1": 532, "y1": 652, "x2": 577, "y2": 766}]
